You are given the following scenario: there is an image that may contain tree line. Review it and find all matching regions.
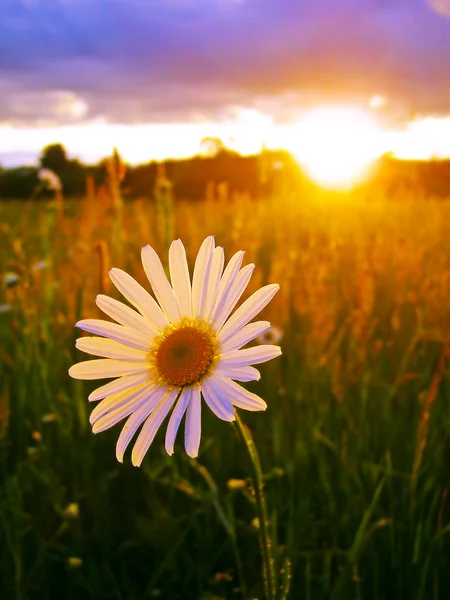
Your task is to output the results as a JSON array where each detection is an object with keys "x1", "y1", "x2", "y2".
[
  {"x1": 1, "y1": 142, "x2": 450, "y2": 200},
  {"x1": 0, "y1": 143, "x2": 300, "y2": 200}
]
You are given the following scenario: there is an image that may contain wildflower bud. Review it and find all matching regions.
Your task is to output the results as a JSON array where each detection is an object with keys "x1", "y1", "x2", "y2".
[
  {"x1": 42, "y1": 413, "x2": 57, "y2": 424},
  {"x1": 67, "y1": 557, "x2": 83, "y2": 569},
  {"x1": 27, "y1": 446, "x2": 39, "y2": 459},
  {"x1": 227, "y1": 478, "x2": 246, "y2": 491},
  {"x1": 269, "y1": 467, "x2": 285, "y2": 479},
  {"x1": 214, "y1": 572, "x2": 233, "y2": 582},
  {"x1": 62, "y1": 503, "x2": 80, "y2": 520},
  {"x1": 32, "y1": 431, "x2": 42, "y2": 442},
  {"x1": 251, "y1": 517, "x2": 260, "y2": 529}
]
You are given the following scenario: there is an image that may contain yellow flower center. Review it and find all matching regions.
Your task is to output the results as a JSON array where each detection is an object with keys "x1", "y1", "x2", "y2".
[{"x1": 154, "y1": 324, "x2": 216, "y2": 387}]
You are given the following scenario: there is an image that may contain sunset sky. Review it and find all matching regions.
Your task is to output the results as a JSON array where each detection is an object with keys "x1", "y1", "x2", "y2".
[{"x1": 1, "y1": 0, "x2": 450, "y2": 175}]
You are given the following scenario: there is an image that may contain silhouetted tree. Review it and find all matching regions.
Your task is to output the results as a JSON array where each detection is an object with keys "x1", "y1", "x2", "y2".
[
  {"x1": 0, "y1": 167, "x2": 37, "y2": 199},
  {"x1": 38, "y1": 143, "x2": 86, "y2": 196},
  {"x1": 40, "y1": 143, "x2": 68, "y2": 173}
]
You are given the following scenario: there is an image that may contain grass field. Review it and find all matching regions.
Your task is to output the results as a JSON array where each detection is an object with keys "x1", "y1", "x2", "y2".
[{"x1": 1, "y1": 182, "x2": 450, "y2": 600}]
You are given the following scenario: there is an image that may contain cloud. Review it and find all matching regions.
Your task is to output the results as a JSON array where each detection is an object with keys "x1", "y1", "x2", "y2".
[
  {"x1": 0, "y1": 85, "x2": 88, "y2": 125},
  {"x1": 0, "y1": 0, "x2": 450, "y2": 126},
  {"x1": 427, "y1": 0, "x2": 450, "y2": 17}
]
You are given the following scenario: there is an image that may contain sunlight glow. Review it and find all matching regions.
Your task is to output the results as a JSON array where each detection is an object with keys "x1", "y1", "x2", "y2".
[
  {"x1": 369, "y1": 94, "x2": 387, "y2": 109},
  {"x1": 390, "y1": 116, "x2": 450, "y2": 160},
  {"x1": 0, "y1": 109, "x2": 269, "y2": 166},
  {"x1": 284, "y1": 107, "x2": 387, "y2": 188},
  {"x1": 3, "y1": 105, "x2": 450, "y2": 189}
]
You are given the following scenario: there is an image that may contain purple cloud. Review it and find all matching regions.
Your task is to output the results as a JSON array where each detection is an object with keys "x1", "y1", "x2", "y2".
[{"x1": 0, "y1": 0, "x2": 449, "y2": 125}]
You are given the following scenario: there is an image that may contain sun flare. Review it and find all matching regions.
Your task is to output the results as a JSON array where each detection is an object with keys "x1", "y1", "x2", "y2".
[{"x1": 285, "y1": 106, "x2": 387, "y2": 188}]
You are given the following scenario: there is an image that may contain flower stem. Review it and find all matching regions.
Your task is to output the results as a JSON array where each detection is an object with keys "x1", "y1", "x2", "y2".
[{"x1": 234, "y1": 413, "x2": 276, "y2": 600}]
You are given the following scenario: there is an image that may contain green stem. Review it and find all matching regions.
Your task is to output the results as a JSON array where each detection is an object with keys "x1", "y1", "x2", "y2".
[{"x1": 234, "y1": 413, "x2": 276, "y2": 600}]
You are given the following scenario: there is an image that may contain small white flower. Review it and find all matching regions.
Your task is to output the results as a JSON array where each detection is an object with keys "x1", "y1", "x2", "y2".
[
  {"x1": 4, "y1": 272, "x2": 19, "y2": 286},
  {"x1": 31, "y1": 260, "x2": 48, "y2": 272},
  {"x1": 69, "y1": 237, "x2": 281, "y2": 465},
  {"x1": 256, "y1": 326, "x2": 283, "y2": 346},
  {"x1": 38, "y1": 168, "x2": 62, "y2": 192}
]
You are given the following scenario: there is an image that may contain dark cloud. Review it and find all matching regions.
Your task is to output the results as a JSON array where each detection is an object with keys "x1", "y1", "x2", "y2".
[{"x1": 0, "y1": 0, "x2": 450, "y2": 125}]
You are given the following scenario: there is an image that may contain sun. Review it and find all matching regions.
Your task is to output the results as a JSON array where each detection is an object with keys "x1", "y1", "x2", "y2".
[{"x1": 286, "y1": 106, "x2": 387, "y2": 188}]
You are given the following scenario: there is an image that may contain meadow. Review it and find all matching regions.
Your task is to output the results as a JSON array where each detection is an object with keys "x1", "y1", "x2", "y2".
[{"x1": 1, "y1": 173, "x2": 450, "y2": 600}]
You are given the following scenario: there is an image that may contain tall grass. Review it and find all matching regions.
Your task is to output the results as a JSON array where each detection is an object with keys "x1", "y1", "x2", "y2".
[{"x1": 0, "y1": 183, "x2": 450, "y2": 599}]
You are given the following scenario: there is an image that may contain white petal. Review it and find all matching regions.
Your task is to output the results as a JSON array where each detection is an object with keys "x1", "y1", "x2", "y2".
[
  {"x1": 191, "y1": 236, "x2": 215, "y2": 318},
  {"x1": 131, "y1": 388, "x2": 180, "y2": 466},
  {"x1": 201, "y1": 377, "x2": 235, "y2": 422},
  {"x1": 185, "y1": 385, "x2": 201, "y2": 458},
  {"x1": 69, "y1": 359, "x2": 150, "y2": 380},
  {"x1": 221, "y1": 321, "x2": 270, "y2": 353},
  {"x1": 203, "y1": 247, "x2": 224, "y2": 321},
  {"x1": 210, "y1": 250, "x2": 244, "y2": 322},
  {"x1": 218, "y1": 284, "x2": 280, "y2": 344},
  {"x1": 92, "y1": 384, "x2": 156, "y2": 433},
  {"x1": 219, "y1": 345, "x2": 282, "y2": 368},
  {"x1": 211, "y1": 377, "x2": 267, "y2": 411},
  {"x1": 165, "y1": 387, "x2": 192, "y2": 455},
  {"x1": 213, "y1": 364, "x2": 261, "y2": 382},
  {"x1": 169, "y1": 239, "x2": 192, "y2": 317},
  {"x1": 90, "y1": 382, "x2": 150, "y2": 425},
  {"x1": 89, "y1": 373, "x2": 150, "y2": 401},
  {"x1": 96, "y1": 295, "x2": 157, "y2": 339},
  {"x1": 115, "y1": 385, "x2": 169, "y2": 462},
  {"x1": 141, "y1": 245, "x2": 181, "y2": 323},
  {"x1": 109, "y1": 268, "x2": 169, "y2": 330},
  {"x1": 76, "y1": 337, "x2": 149, "y2": 361},
  {"x1": 75, "y1": 319, "x2": 151, "y2": 351},
  {"x1": 213, "y1": 264, "x2": 255, "y2": 330}
]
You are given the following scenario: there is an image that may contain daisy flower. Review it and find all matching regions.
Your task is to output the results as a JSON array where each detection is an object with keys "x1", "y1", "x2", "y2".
[
  {"x1": 38, "y1": 168, "x2": 62, "y2": 192},
  {"x1": 256, "y1": 325, "x2": 283, "y2": 346},
  {"x1": 69, "y1": 237, "x2": 281, "y2": 465}
]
